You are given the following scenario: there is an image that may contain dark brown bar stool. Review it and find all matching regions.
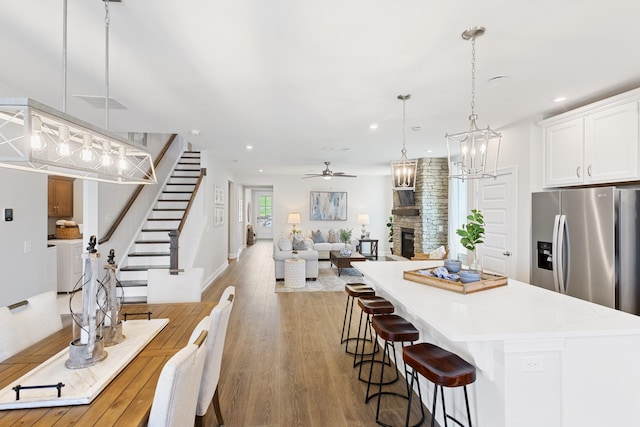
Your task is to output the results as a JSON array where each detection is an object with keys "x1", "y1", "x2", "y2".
[
  {"x1": 341, "y1": 283, "x2": 375, "y2": 354},
  {"x1": 367, "y1": 314, "x2": 422, "y2": 427},
  {"x1": 353, "y1": 296, "x2": 395, "y2": 374},
  {"x1": 403, "y1": 343, "x2": 476, "y2": 427}
]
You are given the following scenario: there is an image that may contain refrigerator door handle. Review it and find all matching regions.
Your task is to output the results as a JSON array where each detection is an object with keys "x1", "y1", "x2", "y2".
[
  {"x1": 557, "y1": 214, "x2": 567, "y2": 294},
  {"x1": 552, "y1": 214, "x2": 561, "y2": 293}
]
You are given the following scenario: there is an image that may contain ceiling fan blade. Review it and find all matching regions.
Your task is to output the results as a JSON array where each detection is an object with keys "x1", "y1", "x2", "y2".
[
  {"x1": 302, "y1": 174, "x2": 322, "y2": 179},
  {"x1": 333, "y1": 172, "x2": 357, "y2": 178}
]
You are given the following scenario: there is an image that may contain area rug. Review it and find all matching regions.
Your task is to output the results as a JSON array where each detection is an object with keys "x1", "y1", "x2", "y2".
[{"x1": 275, "y1": 261, "x2": 373, "y2": 293}]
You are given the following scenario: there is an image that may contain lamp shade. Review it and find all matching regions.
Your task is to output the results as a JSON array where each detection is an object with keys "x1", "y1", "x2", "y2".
[
  {"x1": 357, "y1": 214, "x2": 370, "y2": 225},
  {"x1": 287, "y1": 213, "x2": 301, "y2": 225}
]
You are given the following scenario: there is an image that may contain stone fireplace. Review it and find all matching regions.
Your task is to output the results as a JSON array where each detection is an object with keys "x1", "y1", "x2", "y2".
[{"x1": 391, "y1": 158, "x2": 448, "y2": 257}]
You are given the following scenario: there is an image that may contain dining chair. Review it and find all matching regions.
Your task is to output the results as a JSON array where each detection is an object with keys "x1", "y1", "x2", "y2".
[
  {"x1": 195, "y1": 286, "x2": 236, "y2": 426},
  {"x1": 148, "y1": 321, "x2": 209, "y2": 427}
]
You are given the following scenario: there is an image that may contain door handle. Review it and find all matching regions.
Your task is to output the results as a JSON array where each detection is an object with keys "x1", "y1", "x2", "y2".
[
  {"x1": 576, "y1": 166, "x2": 581, "y2": 178},
  {"x1": 587, "y1": 164, "x2": 592, "y2": 177},
  {"x1": 502, "y1": 251, "x2": 511, "y2": 256}
]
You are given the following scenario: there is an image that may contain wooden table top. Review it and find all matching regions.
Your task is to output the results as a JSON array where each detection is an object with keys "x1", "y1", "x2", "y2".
[{"x1": 0, "y1": 301, "x2": 214, "y2": 426}]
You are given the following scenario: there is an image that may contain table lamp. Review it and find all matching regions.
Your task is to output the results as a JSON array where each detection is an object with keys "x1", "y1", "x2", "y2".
[
  {"x1": 357, "y1": 213, "x2": 370, "y2": 238},
  {"x1": 288, "y1": 212, "x2": 301, "y2": 234}
]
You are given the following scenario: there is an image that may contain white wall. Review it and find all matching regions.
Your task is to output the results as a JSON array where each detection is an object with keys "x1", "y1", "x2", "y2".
[
  {"x1": 249, "y1": 174, "x2": 393, "y2": 254},
  {"x1": 0, "y1": 169, "x2": 50, "y2": 306}
]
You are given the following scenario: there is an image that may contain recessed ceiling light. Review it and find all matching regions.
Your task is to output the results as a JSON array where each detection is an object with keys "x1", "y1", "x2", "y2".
[
  {"x1": 426, "y1": 149, "x2": 433, "y2": 153},
  {"x1": 411, "y1": 126, "x2": 422, "y2": 132},
  {"x1": 553, "y1": 96, "x2": 567, "y2": 103},
  {"x1": 189, "y1": 129, "x2": 200, "y2": 136},
  {"x1": 246, "y1": 145, "x2": 253, "y2": 150},
  {"x1": 258, "y1": 169, "x2": 263, "y2": 173},
  {"x1": 369, "y1": 123, "x2": 379, "y2": 130},
  {"x1": 341, "y1": 147, "x2": 351, "y2": 152}
]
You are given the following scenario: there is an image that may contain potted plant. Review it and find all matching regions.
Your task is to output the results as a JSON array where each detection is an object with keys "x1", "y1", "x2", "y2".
[
  {"x1": 339, "y1": 228, "x2": 353, "y2": 255},
  {"x1": 455, "y1": 209, "x2": 485, "y2": 272}
]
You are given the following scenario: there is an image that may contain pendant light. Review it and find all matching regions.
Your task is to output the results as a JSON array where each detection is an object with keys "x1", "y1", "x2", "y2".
[
  {"x1": 391, "y1": 94, "x2": 418, "y2": 190},
  {"x1": 446, "y1": 26, "x2": 502, "y2": 181},
  {"x1": 0, "y1": 1, "x2": 156, "y2": 184}
]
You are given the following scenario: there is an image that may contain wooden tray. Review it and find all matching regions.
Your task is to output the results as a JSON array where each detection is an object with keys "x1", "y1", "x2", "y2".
[{"x1": 403, "y1": 268, "x2": 508, "y2": 294}]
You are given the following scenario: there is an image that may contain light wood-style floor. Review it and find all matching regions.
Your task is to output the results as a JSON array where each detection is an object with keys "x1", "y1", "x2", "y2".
[{"x1": 202, "y1": 240, "x2": 431, "y2": 427}]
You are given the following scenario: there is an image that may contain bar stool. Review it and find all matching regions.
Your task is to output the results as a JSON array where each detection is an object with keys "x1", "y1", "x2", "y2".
[
  {"x1": 354, "y1": 296, "x2": 394, "y2": 375},
  {"x1": 367, "y1": 314, "x2": 422, "y2": 427},
  {"x1": 341, "y1": 283, "x2": 375, "y2": 355},
  {"x1": 403, "y1": 343, "x2": 476, "y2": 427}
]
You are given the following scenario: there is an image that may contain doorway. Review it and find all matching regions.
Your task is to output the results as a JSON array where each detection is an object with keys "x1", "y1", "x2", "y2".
[{"x1": 253, "y1": 190, "x2": 273, "y2": 240}]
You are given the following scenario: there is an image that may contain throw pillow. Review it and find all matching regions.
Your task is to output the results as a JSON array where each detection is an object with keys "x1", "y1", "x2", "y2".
[
  {"x1": 328, "y1": 229, "x2": 339, "y2": 243},
  {"x1": 277, "y1": 237, "x2": 292, "y2": 251},
  {"x1": 292, "y1": 234, "x2": 306, "y2": 250},
  {"x1": 312, "y1": 229, "x2": 325, "y2": 243}
]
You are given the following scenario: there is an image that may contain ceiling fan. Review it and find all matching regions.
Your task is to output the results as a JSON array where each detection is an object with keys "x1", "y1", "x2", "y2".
[{"x1": 302, "y1": 162, "x2": 357, "y2": 180}]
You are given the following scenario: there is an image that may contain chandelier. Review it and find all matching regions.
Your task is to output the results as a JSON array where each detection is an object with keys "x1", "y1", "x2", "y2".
[
  {"x1": 391, "y1": 94, "x2": 418, "y2": 190},
  {"x1": 446, "y1": 26, "x2": 502, "y2": 181},
  {"x1": 0, "y1": 0, "x2": 156, "y2": 185}
]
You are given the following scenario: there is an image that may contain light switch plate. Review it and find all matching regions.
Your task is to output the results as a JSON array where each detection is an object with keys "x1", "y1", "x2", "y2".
[{"x1": 4, "y1": 208, "x2": 13, "y2": 221}]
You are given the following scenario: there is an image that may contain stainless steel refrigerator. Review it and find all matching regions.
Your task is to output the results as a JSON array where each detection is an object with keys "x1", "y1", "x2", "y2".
[{"x1": 531, "y1": 186, "x2": 640, "y2": 315}]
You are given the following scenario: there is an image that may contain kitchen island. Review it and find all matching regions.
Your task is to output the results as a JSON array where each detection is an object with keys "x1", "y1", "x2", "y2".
[{"x1": 356, "y1": 261, "x2": 640, "y2": 427}]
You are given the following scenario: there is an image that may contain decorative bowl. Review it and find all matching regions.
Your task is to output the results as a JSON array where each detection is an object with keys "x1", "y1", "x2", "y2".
[
  {"x1": 443, "y1": 259, "x2": 462, "y2": 273},
  {"x1": 459, "y1": 270, "x2": 481, "y2": 283}
]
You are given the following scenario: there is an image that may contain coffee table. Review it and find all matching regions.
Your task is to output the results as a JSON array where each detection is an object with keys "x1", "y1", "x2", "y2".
[{"x1": 330, "y1": 250, "x2": 366, "y2": 276}]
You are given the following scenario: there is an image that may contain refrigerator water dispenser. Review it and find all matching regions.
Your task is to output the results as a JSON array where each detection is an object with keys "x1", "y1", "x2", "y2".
[{"x1": 537, "y1": 241, "x2": 553, "y2": 270}]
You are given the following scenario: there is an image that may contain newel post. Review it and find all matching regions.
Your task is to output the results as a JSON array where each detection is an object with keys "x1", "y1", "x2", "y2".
[{"x1": 169, "y1": 230, "x2": 179, "y2": 275}]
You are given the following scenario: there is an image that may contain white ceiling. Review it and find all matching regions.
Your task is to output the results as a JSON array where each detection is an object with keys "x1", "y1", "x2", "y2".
[{"x1": 2, "y1": 0, "x2": 640, "y2": 179}]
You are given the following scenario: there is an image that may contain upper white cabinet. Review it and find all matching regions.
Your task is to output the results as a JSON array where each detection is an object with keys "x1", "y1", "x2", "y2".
[{"x1": 541, "y1": 90, "x2": 640, "y2": 188}]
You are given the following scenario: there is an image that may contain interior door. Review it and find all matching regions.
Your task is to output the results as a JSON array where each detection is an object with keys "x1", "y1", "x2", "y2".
[
  {"x1": 253, "y1": 191, "x2": 273, "y2": 240},
  {"x1": 475, "y1": 167, "x2": 516, "y2": 277}
]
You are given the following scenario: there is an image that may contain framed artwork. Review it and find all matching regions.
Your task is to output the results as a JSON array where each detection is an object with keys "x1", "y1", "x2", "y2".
[
  {"x1": 215, "y1": 206, "x2": 224, "y2": 226},
  {"x1": 309, "y1": 191, "x2": 347, "y2": 221},
  {"x1": 214, "y1": 185, "x2": 224, "y2": 205}
]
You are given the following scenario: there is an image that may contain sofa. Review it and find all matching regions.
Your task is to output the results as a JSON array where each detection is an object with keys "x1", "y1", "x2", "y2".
[
  {"x1": 273, "y1": 235, "x2": 319, "y2": 280},
  {"x1": 303, "y1": 228, "x2": 359, "y2": 260}
]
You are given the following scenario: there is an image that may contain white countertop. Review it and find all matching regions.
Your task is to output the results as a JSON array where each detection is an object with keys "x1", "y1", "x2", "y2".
[
  {"x1": 356, "y1": 261, "x2": 640, "y2": 342},
  {"x1": 48, "y1": 239, "x2": 83, "y2": 245}
]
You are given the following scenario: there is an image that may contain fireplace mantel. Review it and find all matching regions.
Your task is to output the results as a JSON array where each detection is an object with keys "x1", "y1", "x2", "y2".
[{"x1": 392, "y1": 208, "x2": 420, "y2": 216}]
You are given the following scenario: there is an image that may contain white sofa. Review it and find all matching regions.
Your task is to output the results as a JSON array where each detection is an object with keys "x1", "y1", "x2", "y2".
[
  {"x1": 303, "y1": 229, "x2": 359, "y2": 260},
  {"x1": 273, "y1": 236, "x2": 319, "y2": 280}
]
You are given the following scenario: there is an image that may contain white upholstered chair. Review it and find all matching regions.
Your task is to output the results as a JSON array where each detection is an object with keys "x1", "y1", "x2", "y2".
[
  {"x1": 0, "y1": 291, "x2": 63, "y2": 362},
  {"x1": 195, "y1": 286, "x2": 236, "y2": 425},
  {"x1": 148, "y1": 317, "x2": 209, "y2": 427}
]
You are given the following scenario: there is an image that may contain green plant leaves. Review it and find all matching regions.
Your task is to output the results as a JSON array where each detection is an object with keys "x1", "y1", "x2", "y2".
[{"x1": 455, "y1": 209, "x2": 485, "y2": 251}]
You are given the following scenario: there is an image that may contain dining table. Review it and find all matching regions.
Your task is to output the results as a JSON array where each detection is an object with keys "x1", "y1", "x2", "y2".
[{"x1": 0, "y1": 301, "x2": 214, "y2": 426}]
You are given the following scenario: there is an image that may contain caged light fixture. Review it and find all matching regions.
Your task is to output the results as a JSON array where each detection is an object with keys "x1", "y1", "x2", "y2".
[
  {"x1": 446, "y1": 26, "x2": 502, "y2": 181},
  {"x1": 0, "y1": 0, "x2": 155, "y2": 185},
  {"x1": 391, "y1": 94, "x2": 418, "y2": 190}
]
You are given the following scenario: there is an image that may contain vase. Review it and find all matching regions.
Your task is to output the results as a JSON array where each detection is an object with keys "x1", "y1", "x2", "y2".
[
  {"x1": 340, "y1": 244, "x2": 352, "y2": 256},
  {"x1": 469, "y1": 249, "x2": 482, "y2": 273}
]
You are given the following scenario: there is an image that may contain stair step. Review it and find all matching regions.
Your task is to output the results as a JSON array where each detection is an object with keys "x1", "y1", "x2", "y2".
[
  {"x1": 162, "y1": 190, "x2": 193, "y2": 194},
  {"x1": 128, "y1": 252, "x2": 170, "y2": 257},
  {"x1": 153, "y1": 208, "x2": 185, "y2": 212},
  {"x1": 141, "y1": 228, "x2": 175, "y2": 232},
  {"x1": 146, "y1": 218, "x2": 181, "y2": 222},
  {"x1": 121, "y1": 296, "x2": 147, "y2": 305},
  {"x1": 118, "y1": 280, "x2": 148, "y2": 287},
  {"x1": 157, "y1": 199, "x2": 190, "y2": 203},
  {"x1": 135, "y1": 240, "x2": 170, "y2": 244},
  {"x1": 120, "y1": 265, "x2": 170, "y2": 271}
]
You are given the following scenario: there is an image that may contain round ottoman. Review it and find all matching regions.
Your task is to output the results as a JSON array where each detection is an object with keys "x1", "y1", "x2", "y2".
[{"x1": 284, "y1": 258, "x2": 306, "y2": 288}]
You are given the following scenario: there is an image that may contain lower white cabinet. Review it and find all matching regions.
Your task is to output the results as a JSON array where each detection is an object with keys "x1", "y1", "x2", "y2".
[{"x1": 51, "y1": 239, "x2": 84, "y2": 293}]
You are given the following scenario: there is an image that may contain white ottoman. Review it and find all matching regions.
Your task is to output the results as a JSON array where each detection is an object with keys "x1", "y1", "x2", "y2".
[{"x1": 284, "y1": 258, "x2": 306, "y2": 288}]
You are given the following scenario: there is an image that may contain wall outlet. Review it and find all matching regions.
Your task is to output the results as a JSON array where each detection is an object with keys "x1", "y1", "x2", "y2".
[
  {"x1": 24, "y1": 240, "x2": 32, "y2": 253},
  {"x1": 522, "y1": 355, "x2": 544, "y2": 372}
]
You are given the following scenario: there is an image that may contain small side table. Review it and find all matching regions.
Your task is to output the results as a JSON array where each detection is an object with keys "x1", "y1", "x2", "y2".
[
  {"x1": 284, "y1": 258, "x2": 306, "y2": 288},
  {"x1": 357, "y1": 239, "x2": 379, "y2": 260}
]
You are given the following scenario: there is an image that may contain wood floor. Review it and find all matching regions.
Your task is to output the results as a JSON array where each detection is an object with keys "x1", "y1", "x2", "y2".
[{"x1": 202, "y1": 240, "x2": 431, "y2": 427}]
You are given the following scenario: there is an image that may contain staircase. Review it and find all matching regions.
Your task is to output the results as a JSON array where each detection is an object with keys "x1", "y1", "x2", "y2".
[{"x1": 119, "y1": 151, "x2": 201, "y2": 303}]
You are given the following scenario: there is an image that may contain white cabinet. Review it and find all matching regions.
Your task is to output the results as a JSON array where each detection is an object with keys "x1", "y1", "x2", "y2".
[
  {"x1": 544, "y1": 117, "x2": 584, "y2": 186},
  {"x1": 51, "y1": 239, "x2": 84, "y2": 293},
  {"x1": 541, "y1": 92, "x2": 640, "y2": 188}
]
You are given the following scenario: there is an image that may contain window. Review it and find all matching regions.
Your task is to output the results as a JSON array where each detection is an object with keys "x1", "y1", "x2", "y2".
[{"x1": 448, "y1": 172, "x2": 467, "y2": 260}]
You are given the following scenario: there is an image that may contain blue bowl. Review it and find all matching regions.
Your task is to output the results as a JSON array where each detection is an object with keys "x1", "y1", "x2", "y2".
[
  {"x1": 459, "y1": 271, "x2": 481, "y2": 283},
  {"x1": 443, "y1": 259, "x2": 462, "y2": 273}
]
